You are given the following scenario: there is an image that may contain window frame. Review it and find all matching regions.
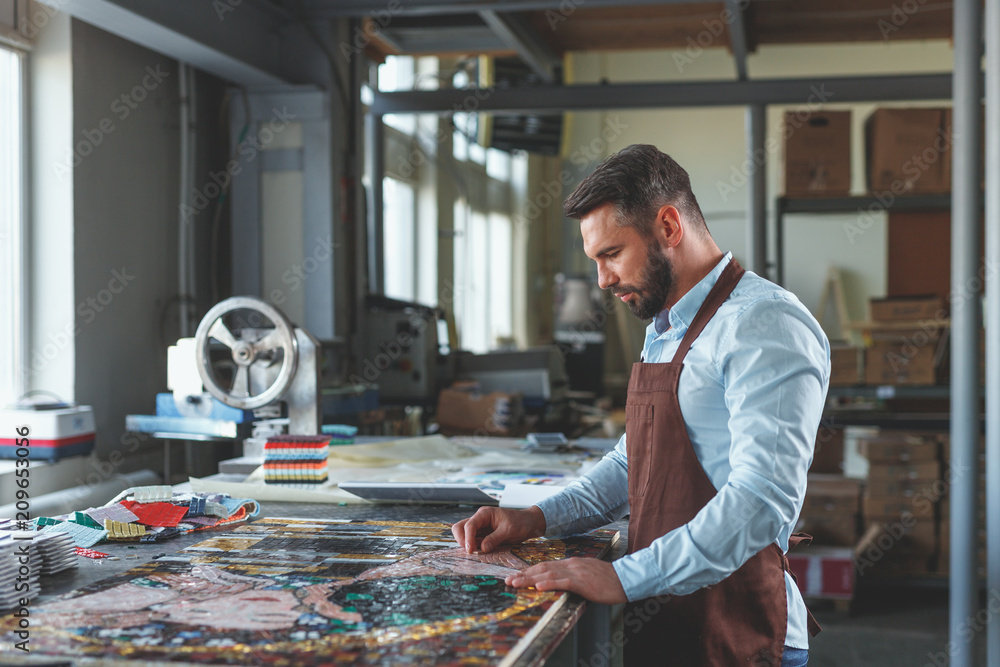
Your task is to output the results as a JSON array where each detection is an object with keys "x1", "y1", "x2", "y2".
[{"x1": 0, "y1": 39, "x2": 28, "y2": 405}]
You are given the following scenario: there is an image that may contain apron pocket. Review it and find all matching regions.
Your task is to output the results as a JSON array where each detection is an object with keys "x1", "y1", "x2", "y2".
[{"x1": 625, "y1": 403, "x2": 654, "y2": 498}]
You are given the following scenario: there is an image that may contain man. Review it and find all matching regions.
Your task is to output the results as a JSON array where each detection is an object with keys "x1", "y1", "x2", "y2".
[{"x1": 452, "y1": 144, "x2": 829, "y2": 666}]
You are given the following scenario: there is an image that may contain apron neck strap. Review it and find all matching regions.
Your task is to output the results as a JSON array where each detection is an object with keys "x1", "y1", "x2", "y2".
[{"x1": 671, "y1": 258, "x2": 745, "y2": 364}]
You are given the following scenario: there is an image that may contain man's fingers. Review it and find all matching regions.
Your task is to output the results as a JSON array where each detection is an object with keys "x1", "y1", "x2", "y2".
[
  {"x1": 463, "y1": 509, "x2": 493, "y2": 553},
  {"x1": 451, "y1": 519, "x2": 466, "y2": 548},
  {"x1": 480, "y1": 532, "x2": 504, "y2": 553},
  {"x1": 505, "y1": 562, "x2": 551, "y2": 587},
  {"x1": 504, "y1": 558, "x2": 627, "y2": 605}
]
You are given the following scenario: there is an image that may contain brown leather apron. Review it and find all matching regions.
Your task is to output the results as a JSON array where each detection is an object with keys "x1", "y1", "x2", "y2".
[{"x1": 623, "y1": 259, "x2": 820, "y2": 667}]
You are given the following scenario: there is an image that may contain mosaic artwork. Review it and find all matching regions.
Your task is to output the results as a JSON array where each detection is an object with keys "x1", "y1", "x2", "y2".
[{"x1": 0, "y1": 519, "x2": 618, "y2": 666}]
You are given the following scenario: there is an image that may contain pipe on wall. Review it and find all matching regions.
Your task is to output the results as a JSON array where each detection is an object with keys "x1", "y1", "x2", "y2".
[
  {"x1": 950, "y1": 2, "x2": 983, "y2": 666},
  {"x1": 985, "y1": 0, "x2": 1000, "y2": 662},
  {"x1": 745, "y1": 104, "x2": 767, "y2": 277}
]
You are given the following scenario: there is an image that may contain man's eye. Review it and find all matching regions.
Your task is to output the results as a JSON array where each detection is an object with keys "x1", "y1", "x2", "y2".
[{"x1": 606, "y1": 251, "x2": 619, "y2": 259}]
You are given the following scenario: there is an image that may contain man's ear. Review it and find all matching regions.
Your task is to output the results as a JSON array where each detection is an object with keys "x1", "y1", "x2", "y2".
[{"x1": 654, "y1": 205, "x2": 683, "y2": 249}]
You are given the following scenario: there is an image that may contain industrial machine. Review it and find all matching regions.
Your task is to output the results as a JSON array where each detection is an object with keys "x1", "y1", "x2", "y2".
[
  {"x1": 361, "y1": 295, "x2": 443, "y2": 404},
  {"x1": 194, "y1": 296, "x2": 321, "y2": 435},
  {"x1": 126, "y1": 296, "x2": 322, "y2": 440}
]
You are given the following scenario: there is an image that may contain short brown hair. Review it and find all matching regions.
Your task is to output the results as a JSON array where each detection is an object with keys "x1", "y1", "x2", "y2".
[{"x1": 563, "y1": 144, "x2": 707, "y2": 235}]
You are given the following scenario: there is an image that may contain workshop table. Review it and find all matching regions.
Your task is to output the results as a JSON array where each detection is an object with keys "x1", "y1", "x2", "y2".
[{"x1": 8, "y1": 501, "x2": 628, "y2": 667}]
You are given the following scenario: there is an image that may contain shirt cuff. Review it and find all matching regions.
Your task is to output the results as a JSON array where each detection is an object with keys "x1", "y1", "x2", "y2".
[
  {"x1": 535, "y1": 492, "x2": 577, "y2": 537},
  {"x1": 612, "y1": 548, "x2": 664, "y2": 602}
]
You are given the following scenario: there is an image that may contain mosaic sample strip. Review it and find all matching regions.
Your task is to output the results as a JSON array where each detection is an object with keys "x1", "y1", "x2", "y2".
[
  {"x1": 264, "y1": 435, "x2": 331, "y2": 485},
  {"x1": 0, "y1": 518, "x2": 617, "y2": 665}
]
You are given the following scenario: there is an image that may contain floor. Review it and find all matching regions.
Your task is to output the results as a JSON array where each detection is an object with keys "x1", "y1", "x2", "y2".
[{"x1": 808, "y1": 584, "x2": 988, "y2": 666}]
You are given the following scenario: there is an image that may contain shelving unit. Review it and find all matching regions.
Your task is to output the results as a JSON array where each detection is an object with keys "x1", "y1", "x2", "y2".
[{"x1": 775, "y1": 194, "x2": 952, "y2": 286}]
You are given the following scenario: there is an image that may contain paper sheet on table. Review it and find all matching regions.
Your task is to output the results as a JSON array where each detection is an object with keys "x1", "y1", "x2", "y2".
[
  {"x1": 499, "y1": 483, "x2": 567, "y2": 509},
  {"x1": 189, "y1": 476, "x2": 364, "y2": 504},
  {"x1": 191, "y1": 435, "x2": 587, "y2": 504},
  {"x1": 327, "y1": 435, "x2": 475, "y2": 467}
]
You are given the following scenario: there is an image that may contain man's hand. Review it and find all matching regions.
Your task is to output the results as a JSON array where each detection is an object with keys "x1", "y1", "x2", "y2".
[
  {"x1": 505, "y1": 558, "x2": 628, "y2": 605},
  {"x1": 451, "y1": 506, "x2": 546, "y2": 554}
]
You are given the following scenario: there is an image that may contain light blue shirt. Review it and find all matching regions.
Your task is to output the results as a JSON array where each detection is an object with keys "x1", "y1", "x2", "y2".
[{"x1": 536, "y1": 252, "x2": 830, "y2": 650}]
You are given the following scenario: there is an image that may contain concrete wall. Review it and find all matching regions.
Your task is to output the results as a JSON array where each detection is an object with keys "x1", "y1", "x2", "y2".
[{"x1": 28, "y1": 17, "x2": 228, "y2": 478}]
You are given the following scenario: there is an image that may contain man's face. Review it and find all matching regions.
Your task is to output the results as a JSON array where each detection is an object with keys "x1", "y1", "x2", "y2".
[{"x1": 580, "y1": 203, "x2": 675, "y2": 320}]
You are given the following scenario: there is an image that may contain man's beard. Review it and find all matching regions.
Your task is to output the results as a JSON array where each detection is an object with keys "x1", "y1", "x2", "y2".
[{"x1": 613, "y1": 243, "x2": 674, "y2": 321}]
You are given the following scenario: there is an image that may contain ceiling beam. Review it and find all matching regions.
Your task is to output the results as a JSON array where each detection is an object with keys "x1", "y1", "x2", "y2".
[
  {"x1": 478, "y1": 10, "x2": 560, "y2": 82},
  {"x1": 371, "y1": 72, "x2": 954, "y2": 115},
  {"x1": 39, "y1": 0, "x2": 309, "y2": 86},
  {"x1": 301, "y1": 0, "x2": 717, "y2": 19},
  {"x1": 723, "y1": 0, "x2": 749, "y2": 81}
]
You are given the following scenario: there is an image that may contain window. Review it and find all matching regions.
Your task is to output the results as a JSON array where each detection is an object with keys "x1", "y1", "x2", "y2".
[
  {"x1": 377, "y1": 56, "x2": 416, "y2": 135},
  {"x1": 382, "y1": 176, "x2": 416, "y2": 301},
  {"x1": 0, "y1": 44, "x2": 25, "y2": 405},
  {"x1": 452, "y1": 147, "x2": 522, "y2": 353}
]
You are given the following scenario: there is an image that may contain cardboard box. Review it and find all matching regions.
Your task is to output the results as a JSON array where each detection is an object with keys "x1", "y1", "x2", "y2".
[
  {"x1": 862, "y1": 494, "x2": 940, "y2": 520},
  {"x1": 784, "y1": 111, "x2": 851, "y2": 197},
  {"x1": 867, "y1": 460, "x2": 942, "y2": 482},
  {"x1": 786, "y1": 547, "x2": 856, "y2": 600},
  {"x1": 811, "y1": 426, "x2": 845, "y2": 474},
  {"x1": 859, "y1": 433, "x2": 941, "y2": 463},
  {"x1": 865, "y1": 477, "x2": 943, "y2": 500},
  {"x1": 869, "y1": 295, "x2": 945, "y2": 322},
  {"x1": 803, "y1": 474, "x2": 862, "y2": 515},
  {"x1": 865, "y1": 339, "x2": 945, "y2": 386},
  {"x1": 866, "y1": 107, "x2": 951, "y2": 194},
  {"x1": 436, "y1": 383, "x2": 523, "y2": 436},
  {"x1": 829, "y1": 346, "x2": 862, "y2": 387},
  {"x1": 862, "y1": 519, "x2": 938, "y2": 554}
]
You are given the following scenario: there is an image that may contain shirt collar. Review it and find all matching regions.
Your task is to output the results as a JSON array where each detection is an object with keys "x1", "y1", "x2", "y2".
[{"x1": 652, "y1": 251, "x2": 734, "y2": 336}]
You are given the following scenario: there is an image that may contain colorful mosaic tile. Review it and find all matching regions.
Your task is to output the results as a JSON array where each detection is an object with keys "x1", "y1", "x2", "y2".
[
  {"x1": 85, "y1": 503, "x2": 140, "y2": 526},
  {"x1": 1, "y1": 519, "x2": 618, "y2": 665},
  {"x1": 38, "y1": 521, "x2": 107, "y2": 548},
  {"x1": 121, "y1": 501, "x2": 189, "y2": 528}
]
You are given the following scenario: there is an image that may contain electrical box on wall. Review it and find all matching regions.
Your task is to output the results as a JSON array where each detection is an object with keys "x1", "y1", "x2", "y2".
[{"x1": 361, "y1": 298, "x2": 440, "y2": 404}]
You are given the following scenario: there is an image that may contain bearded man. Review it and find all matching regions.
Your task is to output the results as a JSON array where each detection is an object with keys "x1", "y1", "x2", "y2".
[{"x1": 453, "y1": 144, "x2": 830, "y2": 667}]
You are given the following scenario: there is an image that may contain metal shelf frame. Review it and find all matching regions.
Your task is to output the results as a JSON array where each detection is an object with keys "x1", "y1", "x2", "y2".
[{"x1": 774, "y1": 194, "x2": 952, "y2": 286}]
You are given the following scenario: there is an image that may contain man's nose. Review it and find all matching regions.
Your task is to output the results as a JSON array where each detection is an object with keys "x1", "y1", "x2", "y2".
[{"x1": 597, "y1": 264, "x2": 617, "y2": 290}]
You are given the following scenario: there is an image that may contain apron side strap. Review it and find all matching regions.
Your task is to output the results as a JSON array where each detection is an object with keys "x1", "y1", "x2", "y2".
[
  {"x1": 806, "y1": 610, "x2": 823, "y2": 637},
  {"x1": 779, "y1": 541, "x2": 824, "y2": 638},
  {"x1": 788, "y1": 532, "x2": 814, "y2": 551}
]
